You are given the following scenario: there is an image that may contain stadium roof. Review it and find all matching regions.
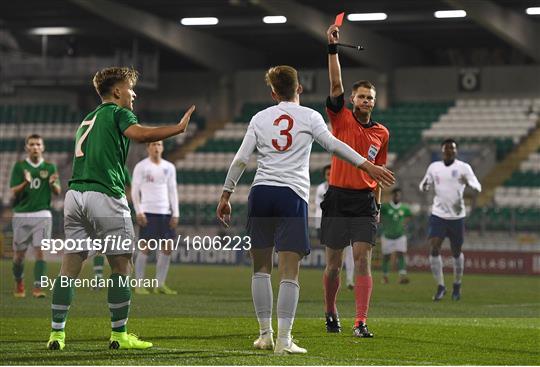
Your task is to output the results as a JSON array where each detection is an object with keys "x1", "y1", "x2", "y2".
[{"x1": 2, "y1": 0, "x2": 539, "y2": 72}]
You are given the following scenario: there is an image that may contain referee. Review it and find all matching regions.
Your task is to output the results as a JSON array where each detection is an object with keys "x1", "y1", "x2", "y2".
[{"x1": 321, "y1": 24, "x2": 392, "y2": 338}]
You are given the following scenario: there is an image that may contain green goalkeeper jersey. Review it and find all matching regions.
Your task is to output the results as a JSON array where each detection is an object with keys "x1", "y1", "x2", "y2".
[
  {"x1": 380, "y1": 202, "x2": 412, "y2": 239},
  {"x1": 69, "y1": 102, "x2": 138, "y2": 198},
  {"x1": 10, "y1": 159, "x2": 58, "y2": 213}
]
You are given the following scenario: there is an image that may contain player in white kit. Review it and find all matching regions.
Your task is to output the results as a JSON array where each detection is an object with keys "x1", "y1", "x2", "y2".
[
  {"x1": 419, "y1": 139, "x2": 481, "y2": 301},
  {"x1": 216, "y1": 66, "x2": 394, "y2": 355},
  {"x1": 132, "y1": 141, "x2": 179, "y2": 295}
]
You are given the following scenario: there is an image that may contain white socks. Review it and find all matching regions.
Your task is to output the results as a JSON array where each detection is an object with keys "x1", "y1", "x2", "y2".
[
  {"x1": 453, "y1": 253, "x2": 464, "y2": 284},
  {"x1": 429, "y1": 255, "x2": 444, "y2": 286},
  {"x1": 156, "y1": 253, "x2": 171, "y2": 287},
  {"x1": 343, "y1": 245, "x2": 354, "y2": 285},
  {"x1": 252, "y1": 273, "x2": 273, "y2": 335},
  {"x1": 135, "y1": 252, "x2": 148, "y2": 281},
  {"x1": 277, "y1": 279, "x2": 299, "y2": 342}
]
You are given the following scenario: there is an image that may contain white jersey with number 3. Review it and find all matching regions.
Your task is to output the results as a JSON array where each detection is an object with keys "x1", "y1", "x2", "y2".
[
  {"x1": 250, "y1": 102, "x2": 329, "y2": 202},
  {"x1": 223, "y1": 101, "x2": 368, "y2": 203}
]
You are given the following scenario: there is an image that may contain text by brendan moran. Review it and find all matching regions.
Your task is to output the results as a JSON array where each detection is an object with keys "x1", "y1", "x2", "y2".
[{"x1": 39, "y1": 276, "x2": 157, "y2": 290}]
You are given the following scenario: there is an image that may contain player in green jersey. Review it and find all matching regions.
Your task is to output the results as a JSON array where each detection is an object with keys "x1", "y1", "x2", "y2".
[
  {"x1": 379, "y1": 188, "x2": 412, "y2": 284},
  {"x1": 10, "y1": 134, "x2": 61, "y2": 298},
  {"x1": 92, "y1": 166, "x2": 132, "y2": 290},
  {"x1": 47, "y1": 66, "x2": 195, "y2": 351}
]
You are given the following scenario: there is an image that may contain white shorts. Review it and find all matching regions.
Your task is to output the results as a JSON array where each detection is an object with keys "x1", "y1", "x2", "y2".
[
  {"x1": 12, "y1": 210, "x2": 52, "y2": 251},
  {"x1": 381, "y1": 235, "x2": 407, "y2": 255},
  {"x1": 63, "y1": 190, "x2": 134, "y2": 255}
]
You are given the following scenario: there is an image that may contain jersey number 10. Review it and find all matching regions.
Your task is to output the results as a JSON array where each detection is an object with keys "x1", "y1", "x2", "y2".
[{"x1": 272, "y1": 114, "x2": 294, "y2": 151}]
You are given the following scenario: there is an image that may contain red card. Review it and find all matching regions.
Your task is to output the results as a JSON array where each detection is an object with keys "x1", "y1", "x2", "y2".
[{"x1": 334, "y1": 12, "x2": 345, "y2": 26}]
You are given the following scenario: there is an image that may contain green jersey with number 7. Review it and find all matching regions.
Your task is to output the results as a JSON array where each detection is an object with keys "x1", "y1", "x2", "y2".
[{"x1": 69, "y1": 102, "x2": 138, "y2": 198}]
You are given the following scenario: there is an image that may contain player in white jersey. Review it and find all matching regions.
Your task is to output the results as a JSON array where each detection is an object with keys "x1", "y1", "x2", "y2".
[
  {"x1": 132, "y1": 141, "x2": 179, "y2": 295},
  {"x1": 314, "y1": 164, "x2": 354, "y2": 289},
  {"x1": 216, "y1": 66, "x2": 394, "y2": 355},
  {"x1": 419, "y1": 138, "x2": 481, "y2": 301}
]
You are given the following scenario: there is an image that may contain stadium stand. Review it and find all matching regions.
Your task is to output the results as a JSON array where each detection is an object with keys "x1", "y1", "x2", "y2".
[{"x1": 423, "y1": 98, "x2": 540, "y2": 160}]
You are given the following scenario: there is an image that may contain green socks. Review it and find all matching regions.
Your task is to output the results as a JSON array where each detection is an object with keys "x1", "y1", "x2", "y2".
[
  {"x1": 381, "y1": 255, "x2": 390, "y2": 276},
  {"x1": 397, "y1": 254, "x2": 407, "y2": 275},
  {"x1": 93, "y1": 255, "x2": 104, "y2": 280},
  {"x1": 51, "y1": 276, "x2": 74, "y2": 331},
  {"x1": 12, "y1": 261, "x2": 24, "y2": 281},
  {"x1": 34, "y1": 260, "x2": 47, "y2": 288},
  {"x1": 108, "y1": 273, "x2": 131, "y2": 332}
]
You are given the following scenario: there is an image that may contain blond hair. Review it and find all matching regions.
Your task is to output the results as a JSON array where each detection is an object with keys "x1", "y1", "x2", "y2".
[
  {"x1": 92, "y1": 67, "x2": 139, "y2": 98},
  {"x1": 265, "y1": 65, "x2": 299, "y2": 101}
]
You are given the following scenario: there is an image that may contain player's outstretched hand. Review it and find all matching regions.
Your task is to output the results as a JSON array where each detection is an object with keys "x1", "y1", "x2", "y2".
[
  {"x1": 216, "y1": 197, "x2": 231, "y2": 228},
  {"x1": 327, "y1": 24, "x2": 339, "y2": 44},
  {"x1": 178, "y1": 105, "x2": 196, "y2": 133},
  {"x1": 360, "y1": 161, "x2": 395, "y2": 188}
]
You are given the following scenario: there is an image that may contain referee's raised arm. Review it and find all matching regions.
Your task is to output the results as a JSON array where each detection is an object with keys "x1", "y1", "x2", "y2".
[{"x1": 327, "y1": 25, "x2": 344, "y2": 98}]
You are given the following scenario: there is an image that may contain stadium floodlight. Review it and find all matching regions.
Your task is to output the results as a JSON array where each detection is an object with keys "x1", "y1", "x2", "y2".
[
  {"x1": 347, "y1": 13, "x2": 388, "y2": 21},
  {"x1": 526, "y1": 7, "x2": 540, "y2": 15},
  {"x1": 263, "y1": 16, "x2": 287, "y2": 24},
  {"x1": 434, "y1": 10, "x2": 467, "y2": 18},
  {"x1": 28, "y1": 27, "x2": 74, "y2": 35},
  {"x1": 180, "y1": 17, "x2": 219, "y2": 26}
]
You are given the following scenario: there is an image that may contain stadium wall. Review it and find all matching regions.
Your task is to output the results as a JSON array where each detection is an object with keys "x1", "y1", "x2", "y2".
[{"x1": 1, "y1": 65, "x2": 538, "y2": 122}]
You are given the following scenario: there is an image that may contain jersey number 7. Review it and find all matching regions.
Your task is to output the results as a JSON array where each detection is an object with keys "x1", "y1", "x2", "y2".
[
  {"x1": 272, "y1": 114, "x2": 294, "y2": 151},
  {"x1": 75, "y1": 115, "x2": 97, "y2": 157}
]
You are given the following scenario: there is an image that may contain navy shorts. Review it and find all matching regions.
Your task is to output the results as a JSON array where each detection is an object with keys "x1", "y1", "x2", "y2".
[
  {"x1": 139, "y1": 213, "x2": 175, "y2": 241},
  {"x1": 428, "y1": 215, "x2": 465, "y2": 247},
  {"x1": 247, "y1": 185, "x2": 310, "y2": 256}
]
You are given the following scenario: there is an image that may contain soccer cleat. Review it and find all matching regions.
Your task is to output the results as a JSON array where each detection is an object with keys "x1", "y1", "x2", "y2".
[
  {"x1": 452, "y1": 282, "x2": 461, "y2": 301},
  {"x1": 353, "y1": 321, "x2": 374, "y2": 338},
  {"x1": 47, "y1": 331, "x2": 65, "y2": 350},
  {"x1": 346, "y1": 282, "x2": 354, "y2": 290},
  {"x1": 399, "y1": 276, "x2": 410, "y2": 284},
  {"x1": 253, "y1": 332, "x2": 274, "y2": 350},
  {"x1": 153, "y1": 285, "x2": 177, "y2": 295},
  {"x1": 134, "y1": 287, "x2": 150, "y2": 295},
  {"x1": 274, "y1": 338, "x2": 307, "y2": 355},
  {"x1": 432, "y1": 285, "x2": 447, "y2": 301},
  {"x1": 325, "y1": 312, "x2": 341, "y2": 333},
  {"x1": 109, "y1": 332, "x2": 153, "y2": 350},
  {"x1": 13, "y1": 281, "x2": 25, "y2": 298},
  {"x1": 32, "y1": 288, "x2": 46, "y2": 298},
  {"x1": 381, "y1": 276, "x2": 389, "y2": 284}
]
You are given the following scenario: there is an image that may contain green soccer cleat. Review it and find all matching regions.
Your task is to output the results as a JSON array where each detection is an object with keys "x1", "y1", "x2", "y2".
[
  {"x1": 109, "y1": 332, "x2": 153, "y2": 350},
  {"x1": 153, "y1": 284, "x2": 177, "y2": 295},
  {"x1": 47, "y1": 331, "x2": 65, "y2": 350}
]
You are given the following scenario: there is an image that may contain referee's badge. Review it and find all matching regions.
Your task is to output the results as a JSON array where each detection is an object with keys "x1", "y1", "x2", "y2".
[
  {"x1": 39, "y1": 170, "x2": 49, "y2": 179},
  {"x1": 368, "y1": 144, "x2": 379, "y2": 161}
]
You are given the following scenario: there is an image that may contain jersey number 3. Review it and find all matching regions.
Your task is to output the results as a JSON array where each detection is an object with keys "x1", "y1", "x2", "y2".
[
  {"x1": 272, "y1": 115, "x2": 294, "y2": 151},
  {"x1": 75, "y1": 115, "x2": 97, "y2": 157}
]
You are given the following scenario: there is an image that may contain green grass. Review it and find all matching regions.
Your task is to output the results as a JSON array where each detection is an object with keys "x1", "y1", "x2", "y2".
[{"x1": 1, "y1": 259, "x2": 539, "y2": 365}]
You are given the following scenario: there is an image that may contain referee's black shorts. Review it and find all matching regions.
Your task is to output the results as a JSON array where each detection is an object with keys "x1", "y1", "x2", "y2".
[{"x1": 320, "y1": 186, "x2": 378, "y2": 249}]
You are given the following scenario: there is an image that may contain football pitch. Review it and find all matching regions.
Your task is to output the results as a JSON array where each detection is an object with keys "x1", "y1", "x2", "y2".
[{"x1": 1, "y1": 259, "x2": 539, "y2": 365}]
